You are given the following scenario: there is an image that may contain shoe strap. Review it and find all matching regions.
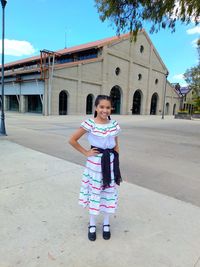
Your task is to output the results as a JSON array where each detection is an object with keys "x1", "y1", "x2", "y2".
[
  {"x1": 88, "y1": 225, "x2": 96, "y2": 229},
  {"x1": 103, "y1": 224, "x2": 110, "y2": 227}
]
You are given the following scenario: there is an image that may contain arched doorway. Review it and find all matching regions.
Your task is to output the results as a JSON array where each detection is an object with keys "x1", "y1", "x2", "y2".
[
  {"x1": 132, "y1": 90, "x2": 142, "y2": 114},
  {"x1": 59, "y1": 90, "x2": 68, "y2": 115},
  {"x1": 86, "y1": 94, "x2": 94, "y2": 114},
  {"x1": 110, "y1": 86, "x2": 121, "y2": 114},
  {"x1": 173, "y1": 104, "x2": 176, "y2": 115},
  {"x1": 165, "y1": 103, "x2": 169, "y2": 115},
  {"x1": 150, "y1": 93, "x2": 158, "y2": 115}
]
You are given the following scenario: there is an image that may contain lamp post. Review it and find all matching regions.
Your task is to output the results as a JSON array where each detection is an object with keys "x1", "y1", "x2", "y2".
[
  {"x1": 161, "y1": 71, "x2": 169, "y2": 120},
  {"x1": 0, "y1": 0, "x2": 7, "y2": 135}
]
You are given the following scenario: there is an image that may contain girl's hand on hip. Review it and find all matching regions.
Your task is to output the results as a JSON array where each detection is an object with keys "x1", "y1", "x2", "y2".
[{"x1": 85, "y1": 148, "x2": 99, "y2": 157}]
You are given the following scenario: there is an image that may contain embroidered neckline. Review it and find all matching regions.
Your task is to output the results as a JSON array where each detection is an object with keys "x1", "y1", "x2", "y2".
[{"x1": 89, "y1": 118, "x2": 111, "y2": 126}]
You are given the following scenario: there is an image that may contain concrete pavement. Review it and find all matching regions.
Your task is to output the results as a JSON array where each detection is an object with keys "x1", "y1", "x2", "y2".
[
  {"x1": 4, "y1": 113, "x2": 200, "y2": 207},
  {"x1": 1, "y1": 140, "x2": 200, "y2": 267}
]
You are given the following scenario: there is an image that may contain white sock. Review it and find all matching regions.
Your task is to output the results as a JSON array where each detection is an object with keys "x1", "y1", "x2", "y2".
[
  {"x1": 103, "y1": 213, "x2": 110, "y2": 232},
  {"x1": 89, "y1": 215, "x2": 96, "y2": 233}
]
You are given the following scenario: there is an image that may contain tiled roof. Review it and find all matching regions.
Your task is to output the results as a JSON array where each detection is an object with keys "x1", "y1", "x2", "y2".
[
  {"x1": 180, "y1": 86, "x2": 190, "y2": 95},
  {"x1": 3, "y1": 33, "x2": 130, "y2": 68},
  {"x1": 58, "y1": 33, "x2": 130, "y2": 54},
  {"x1": 4, "y1": 55, "x2": 40, "y2": 68}
]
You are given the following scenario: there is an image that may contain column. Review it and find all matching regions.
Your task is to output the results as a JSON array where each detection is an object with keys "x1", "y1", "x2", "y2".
[{"x1": 19, "y1": 95, "x2": 26, "y2": 113}]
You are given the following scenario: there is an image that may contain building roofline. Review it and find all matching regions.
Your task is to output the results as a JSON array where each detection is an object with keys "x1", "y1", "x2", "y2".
[
  {"x1": 141, "y1": 29, "x2": 168, "y2": 73},
  {"x1": 2, "y1": 30, "x2": 169, "y2": 76},
  {"x1": 2, "y1": 33, "x2": 130, "y2": 69},
  {"x1": 167, "y1": 80, "x2": 181, "y2": 97}
]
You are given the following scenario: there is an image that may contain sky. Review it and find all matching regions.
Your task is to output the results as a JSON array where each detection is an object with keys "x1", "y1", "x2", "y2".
[{"x1": 0, "y1": 0, "x2": 199, "y2": 87}]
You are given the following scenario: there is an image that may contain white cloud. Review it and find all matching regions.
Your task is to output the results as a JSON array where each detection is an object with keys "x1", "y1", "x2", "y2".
[
  {"x1": 180, "y1": 82, "x2": 188, "y2": 87},
  {"x1": 0, "y1": 39, "x2": 36, "y2": 56},
  {"x1": 172, "y1": 73, "x2": 188, "y2": 87},
  {"x1": 173, "y1": 74, "x2": 184, "y2": 80},
  {"x1": 186, "y1": 26, "x2": 200, "y2": 35}
]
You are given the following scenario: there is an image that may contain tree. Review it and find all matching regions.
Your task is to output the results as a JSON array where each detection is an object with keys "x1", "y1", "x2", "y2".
[
  {"x1": 184, "y1": 66, "x2": 200, "y2": 95},
  {"x1": 184, "y1": 39, "x2": 200, "y2": 96},
  {"x1": 183, "y1": 39, "x2": 200, "y2": 112},
  {"x1": 95, "y1": 0, "x2": 200, "y2": 37}
]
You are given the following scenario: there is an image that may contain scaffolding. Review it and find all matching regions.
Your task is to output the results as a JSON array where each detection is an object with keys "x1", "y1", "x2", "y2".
[
  {"x1": 40, "y1": 49, "x2": 61, "y2": 80},
  {"x1": 0, "y1": 49, "x2": 61, "y2": 115},
  {"x1": 40, "y1": 49, "x2": 62, "y2": 115}
]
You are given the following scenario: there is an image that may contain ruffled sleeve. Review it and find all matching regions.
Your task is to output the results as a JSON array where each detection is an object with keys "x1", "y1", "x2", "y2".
[
  {"x1": 112, "y1": 120, "x2": 121, "y2": 136},
  {"x1": 80, "y1": 119, "x2": 93, "y2": 132}
]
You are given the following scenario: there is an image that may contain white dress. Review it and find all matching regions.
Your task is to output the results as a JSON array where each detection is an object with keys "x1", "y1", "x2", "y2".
[{"x1": 79, "y1": 118, "x2": 121, "y2": 215}]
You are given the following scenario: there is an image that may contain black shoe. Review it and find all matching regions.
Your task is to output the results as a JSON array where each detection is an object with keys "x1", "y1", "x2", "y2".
[
  {"x1": 103, "y1": 224, "x2": 111, "y2": 240},
  {"x1": 88, "y1": 225, "x2": 96, "y2": 241}
]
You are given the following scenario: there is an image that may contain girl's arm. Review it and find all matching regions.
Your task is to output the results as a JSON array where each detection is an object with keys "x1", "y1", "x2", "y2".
[
  {"x1": 69, "y1": 127, "x2": 99, "y2": 157},
  {"x1": 114, "y1": 136, "x2": 119, "y2": 153}
]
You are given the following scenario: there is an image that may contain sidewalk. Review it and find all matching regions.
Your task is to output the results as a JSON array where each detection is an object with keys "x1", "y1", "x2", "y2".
[{"x1": 1, "y1": 140, "x2": 200, "y2": 267}]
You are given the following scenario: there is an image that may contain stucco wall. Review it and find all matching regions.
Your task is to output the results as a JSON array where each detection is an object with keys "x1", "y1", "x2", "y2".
[{"x1": 4, "y1": 32, "x2": 180, "y2": 116}]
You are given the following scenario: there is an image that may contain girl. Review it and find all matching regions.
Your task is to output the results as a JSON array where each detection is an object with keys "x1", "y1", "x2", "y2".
[{"x1": 69, "y1": 95, "x2": 122, "y2": 241}]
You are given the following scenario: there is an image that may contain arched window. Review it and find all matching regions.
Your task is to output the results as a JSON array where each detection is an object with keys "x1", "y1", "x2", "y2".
[
  {"x1": 59, "y1": 90, "x2": 68, "y2": 115},
  {"x1": 173, "y1": 104, "x2": 176, "y2": 115},
  {"x1": 110, "y1": 86, "x2": 121, "y2": 114},
  {"x1": 166, "y1": 103, "x2": 170, "y2": 115},
  {"x1": 132, "y1": 90, "x2": 142, "y2": 114},
  {"x1": 115, "y1": 67, "x2": 121, "y2": 76},
  {"x1": 86, "y1": 94, "x2": 94, "y2": 114},
  {"x1": 138, "y1": 74, "x2": 142, "y2": 80},
  {"x1": 150, "y1": 93, "x2": 158, "y2": 115}
]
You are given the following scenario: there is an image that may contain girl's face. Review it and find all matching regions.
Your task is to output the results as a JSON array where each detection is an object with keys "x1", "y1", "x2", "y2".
[{"x1": 95, "y1": 99, "x2": 112, "y2": 120}]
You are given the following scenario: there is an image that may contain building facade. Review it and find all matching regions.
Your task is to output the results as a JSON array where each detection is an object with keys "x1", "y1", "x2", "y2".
[{"x1": 0, "y1": 30, "x2": 180, "y2": 116}]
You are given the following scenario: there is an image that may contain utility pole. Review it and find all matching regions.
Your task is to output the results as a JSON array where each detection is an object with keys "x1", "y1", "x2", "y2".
[
  {"x1": 162, "y1": 71, "x2": 169, "y2": 119},
  {"x1": 0, "y1": 0, "x2": 7, "y2": 136}
]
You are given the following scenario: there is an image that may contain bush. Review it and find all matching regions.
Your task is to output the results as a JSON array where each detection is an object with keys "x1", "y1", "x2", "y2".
[{"x1": 177, "y1": 110, "x2": 189, "y2": 114}]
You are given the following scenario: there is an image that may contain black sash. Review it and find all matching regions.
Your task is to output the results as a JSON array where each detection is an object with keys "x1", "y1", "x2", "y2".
[{"x1": 91, "y1": 146, "x2": 122, "y2": 188}]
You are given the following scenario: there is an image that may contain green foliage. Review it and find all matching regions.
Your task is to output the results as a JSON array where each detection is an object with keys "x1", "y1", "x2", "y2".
[
  {"x1": 177, "y1": 110, "x2": 189, "y2": 114},
  {"x1": 95, "y1": 0, "x2": 200, "y2": 38},
  {"x1": 184, "y1": 39, "x2": 200, "y2": 98},
  {"x1": 193, "y1": 96, "x2": 200, "y2": 108},
  {"x1": 194, "y1": 110, "x2": 200, "y2": 114}
]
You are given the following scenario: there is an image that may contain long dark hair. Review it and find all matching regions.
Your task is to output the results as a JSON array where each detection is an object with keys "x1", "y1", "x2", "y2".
[{"x1": 94, "y1": 95, "x2": 112, "y2": 120}]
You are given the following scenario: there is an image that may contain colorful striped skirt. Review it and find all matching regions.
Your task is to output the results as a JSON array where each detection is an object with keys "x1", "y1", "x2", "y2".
[{"x1": 79, "y1": 153, "x2": 118, "y2": 215}]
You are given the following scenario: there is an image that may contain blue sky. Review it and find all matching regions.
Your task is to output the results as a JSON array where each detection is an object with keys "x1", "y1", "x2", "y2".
[{"x1": 0, "y1": 0, "x2": 199, "y2": 86}]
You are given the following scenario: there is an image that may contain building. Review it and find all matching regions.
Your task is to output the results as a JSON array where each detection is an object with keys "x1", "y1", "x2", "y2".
[
  {"x1": 0, "y1": 30, "x2": 180, "y2": 116},
  {"x1": 181, "y1": 87, "x2": 198, "y2": 113}
]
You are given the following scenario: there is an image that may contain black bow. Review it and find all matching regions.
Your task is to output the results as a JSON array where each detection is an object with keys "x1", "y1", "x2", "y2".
[{"x1": 91, "y1": 146, "x2": 122, "y2": 188}]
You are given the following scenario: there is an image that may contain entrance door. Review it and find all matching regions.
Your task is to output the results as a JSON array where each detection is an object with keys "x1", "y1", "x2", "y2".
[
  {"x1": 59, "y1": 91, "x2": 68, "y2": 115},
  {"x1": 86, "y1": 94, "x2": 93, "y2": 114},
  {"x1": 110, "y1": 86, "x2": 121, "y2": 114},
  {"x1": 150, "y1": 93, "x2": 158, "y2": 115},
  {"x1": 132, "y1": 90, "x2": 141, "y2": 114}
]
